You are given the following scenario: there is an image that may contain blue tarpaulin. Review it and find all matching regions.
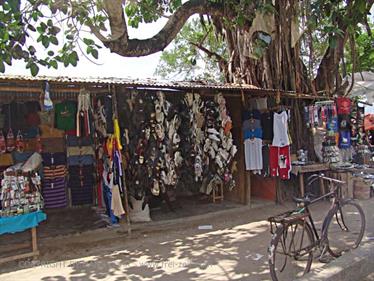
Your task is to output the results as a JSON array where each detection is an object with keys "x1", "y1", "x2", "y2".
[{"x1": 0, "y1": 211, "x2": 47, "y2": 235}]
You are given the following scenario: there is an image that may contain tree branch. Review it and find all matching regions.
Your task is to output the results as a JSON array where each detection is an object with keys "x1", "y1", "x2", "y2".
[
  {"x1": 100, "y1": 0, "x2": 224, "y2": 57},
  {"x1": 189, "y1": 41, "x2": 226, "y2": 64}
]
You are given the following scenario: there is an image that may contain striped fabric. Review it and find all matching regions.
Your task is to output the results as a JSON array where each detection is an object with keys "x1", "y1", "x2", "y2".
[
  {"x1": 43, "y1": 165, "x2": 66, "y2": 179},
  {"x1": 42, "y1": 176, "x2": 67, "y2": 209}
]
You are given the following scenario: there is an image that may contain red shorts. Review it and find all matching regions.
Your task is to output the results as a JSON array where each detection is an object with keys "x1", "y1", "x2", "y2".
[{"x1": 269, "y1": 145, "x2": 291, "y2": 180}]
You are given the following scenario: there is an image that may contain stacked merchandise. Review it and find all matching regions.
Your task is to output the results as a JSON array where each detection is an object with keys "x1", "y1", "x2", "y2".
[
  {"x1": 122, "y1": 91, "x2": 237, "y2": 203},
  {"x1": 242, "y1": 110, "x2": 263, "y2": 174},
  {"x1": 0, "y1": 153, "x2": 43, "y2": 217},
  {"x1": 42, "y1": 153, "x2": 67, "y2": 209},
  {"x1": 180, "y1": 93, "x2": 204, "y2": 187},
  {"x1": 202, "y1": 93, "x2": 237, "y2": 193},
  {"x1": 67, "y1": 136, "x2": 95, "y2": 206}
]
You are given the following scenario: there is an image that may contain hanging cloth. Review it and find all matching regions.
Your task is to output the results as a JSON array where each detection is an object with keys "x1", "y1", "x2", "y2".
[
  {"x1": 76, "y1": 88, "x2": 91, "y2": 137},
  {"x1": 111, "y1": 184, "x2": 125, "y2": 217},
  {"x1": 6, "y1": 128, "x2": 15, "y2": 152},
  {"x1": 113, "y1": 118, "x2": 123, "y2": 151},
  {"x1": 16, "y1": 130, "x2": 24, "y2": 152},
  {"x1": 43, "y1": 81, "x2": 54, "y2": 111},
  {"x1": 0, "y1": 131, "x2": 6, "y2": 154}
]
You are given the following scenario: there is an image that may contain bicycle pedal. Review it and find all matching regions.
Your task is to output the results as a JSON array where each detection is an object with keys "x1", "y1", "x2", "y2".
[{"x1": 319, "y1": 255, "x2": 334, "y2": 263}]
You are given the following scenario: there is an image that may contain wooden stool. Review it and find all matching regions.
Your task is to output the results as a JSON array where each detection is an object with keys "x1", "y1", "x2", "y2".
[{"x1": 212, "y1": 182, "x2": 224, "y2": 203}]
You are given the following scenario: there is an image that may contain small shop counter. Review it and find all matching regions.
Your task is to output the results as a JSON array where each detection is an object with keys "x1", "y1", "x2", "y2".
[{"x1": 291, "y1": 163, "x2": 330, "y2": 196}]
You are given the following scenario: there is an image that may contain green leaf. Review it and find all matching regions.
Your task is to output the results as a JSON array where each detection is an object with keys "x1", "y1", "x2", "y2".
[
  {"x1": 91, "y1": 49, "x2": 98, "y2": 59},
  {"x1": 50, "y1": 60, "x2": 58, "y2": 69},
  {"x1": 8, "y1": 0, "x2": 19, "y2": 13},
  {"x1": 83, "y1": 38, "x2": 95, "y2": 45},
  {"x1": 42, "y1": 36, "x2": 49, "y2": 48},
  {"x1": 0, "y1": 60, "x2": 5, "y2": 73},
  {"x1": 28, "y1": 46, "x2": 36, "y2": 55},
  {"x1": 51, "y1": 26, "x2": 61, "y2": 35},
  {"x1": 68, "y1": 51, "x2": 79, "y2": 66},
  {"x1": 47, "y1": 19, "x2": 53, "y2": 26},
  {"x1": 30, "y1": 63, "x2": 39, "y2": 76},
  {"x1": 47, "y1": 51, "x2": 54, "y2": 56},
  {"x1": 27, "y1": 24, "x2": 36, "y2": 32},
  {"x1": 50, "y1": 36, "x2": 58, "y2": 45}
]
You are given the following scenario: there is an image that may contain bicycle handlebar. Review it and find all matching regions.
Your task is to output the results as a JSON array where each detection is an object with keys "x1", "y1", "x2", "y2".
[{"x1": 306, "y1": 173, "x2": 345, "y2": 186}]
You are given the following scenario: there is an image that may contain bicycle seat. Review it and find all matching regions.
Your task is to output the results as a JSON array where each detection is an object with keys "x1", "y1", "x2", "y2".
[{"x1": 293, "y1": 193, "x2": 316, "y2": 205}]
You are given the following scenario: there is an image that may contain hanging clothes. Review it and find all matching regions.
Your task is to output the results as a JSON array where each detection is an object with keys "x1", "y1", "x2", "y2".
[
  {"x1": 55, "y1": 101, "x2": 77, "y2": 131},
  {"x1": 76, "y1": 89, "x2": 92, "y2": 137},
  {"x1": 244, "y1": 138, "x2": 263, "y2": 173},
  {"x1": 272, "y1": 111, "x2": 290, "y2": 147}
]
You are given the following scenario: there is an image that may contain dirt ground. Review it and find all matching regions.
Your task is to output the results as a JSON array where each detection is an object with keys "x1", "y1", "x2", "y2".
[{"x1": 0, "y1": 198, "x2": 373, "y2": 281}]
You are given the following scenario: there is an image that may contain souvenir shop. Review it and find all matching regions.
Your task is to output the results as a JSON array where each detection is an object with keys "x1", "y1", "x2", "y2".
[
  {"x1": 1, "y1": 75, "x2": 371, "y2": 262},
  {"x1": 0, "y1": 75, "x2": 258, "y2": 248}
]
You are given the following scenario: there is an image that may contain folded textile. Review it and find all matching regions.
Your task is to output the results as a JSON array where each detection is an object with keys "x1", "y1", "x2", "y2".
[
  {"x1": 67, "y1": 146, "x2": 95, "y2": 157},
  {"x1": 0, "y1": 153, "x2": 14, "y2": 166},
  {"x1": 66, "y1": 135, "x2": 93, "y2": 147},
  {"x1": 42, "y1": 152, "x2": 66, "y2": 166},
  {"x1": 68, "y1": 164, "x2": 94, "y2": 173},
  {"x1": 41, "y1": 138, "x2": 65, "y2": 153},
  {"x1": 39, "y1": 124, "x2": 64, "y2": 138},
  {"x1": 67, "y1": 155, "x2": 94, "y2": 166}
]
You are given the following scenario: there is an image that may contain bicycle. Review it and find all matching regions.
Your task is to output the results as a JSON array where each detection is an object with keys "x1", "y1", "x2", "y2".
[{"x1": 267, "y1": 174, "x2": 366, "y2": 281}]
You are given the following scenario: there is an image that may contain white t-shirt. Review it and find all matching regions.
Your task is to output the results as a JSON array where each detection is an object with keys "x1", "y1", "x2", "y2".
[
  {"x1": 272, "y1": 111, "x2": 290, "y2": 147},
  {"x1": 244, "y1": 138, "x2": 263, "y2": 171}
]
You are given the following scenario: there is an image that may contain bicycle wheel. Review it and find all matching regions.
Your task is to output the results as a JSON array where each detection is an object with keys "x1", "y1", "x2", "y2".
[
  {"x1": 324, "y1": 200, "x2": 366, "y2": 257},
  {"x1": 268, "y1": 221, "x2": 314, "y2": 281}
]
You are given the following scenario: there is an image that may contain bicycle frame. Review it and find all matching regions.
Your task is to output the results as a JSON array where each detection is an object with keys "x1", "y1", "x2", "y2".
[{"x1": 270, "y1": 175, "x2": 346, "y2": 257}]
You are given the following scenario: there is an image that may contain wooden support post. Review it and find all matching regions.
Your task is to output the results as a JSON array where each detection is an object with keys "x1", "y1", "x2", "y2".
[
  {"x1": 299, "y1": 173, "x2": 305, "y2": 197},
  {"x1": 245, "y1": 172, "x2": 251, "y2": 206},
  {"x1": 31, "y1": 227, "x2": 38, "y2": 252}
]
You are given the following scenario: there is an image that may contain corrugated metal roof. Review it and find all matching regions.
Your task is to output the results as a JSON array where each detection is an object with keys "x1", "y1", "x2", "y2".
[
  {"x1": 0, "y1": 74, "x2": 325, "y2": 99},
  {"x1": 0, "y1": 74, "x2": 277, "y2": 91}
]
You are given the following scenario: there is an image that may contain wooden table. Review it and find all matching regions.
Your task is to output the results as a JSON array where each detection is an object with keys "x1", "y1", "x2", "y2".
[
  {"x1": 0, "y1": 227, "x2": 39, "y2": 264},
  {"x1": 291, "y1": 163, "x2": 330, "y2": 197}
]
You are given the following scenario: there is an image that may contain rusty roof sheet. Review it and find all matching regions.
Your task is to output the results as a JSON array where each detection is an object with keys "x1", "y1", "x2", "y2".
[
  {"x1": 0, "y1": 74, "x2": 274, "y2": 91},
  {"x1": 0, "y1": 74, "x2": 325, "y2": 99}
]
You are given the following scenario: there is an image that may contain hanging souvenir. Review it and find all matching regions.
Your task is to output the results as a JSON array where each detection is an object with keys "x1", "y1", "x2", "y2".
[
  {"x1": 0, "y1": 131, "x2": 6, "y2": 154},
  {"x1": 6, "y1": 128, "x2": 15, "y2": 152},
  {"x1": 43, "y1": 81, "x2": 54, "y2": 111},
  {"x1": 36, "y1": 130, "x2": 42, "y2": 153},
  {"x1": 16, "y1": 130, "x2": 24, "y2": 152}
]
